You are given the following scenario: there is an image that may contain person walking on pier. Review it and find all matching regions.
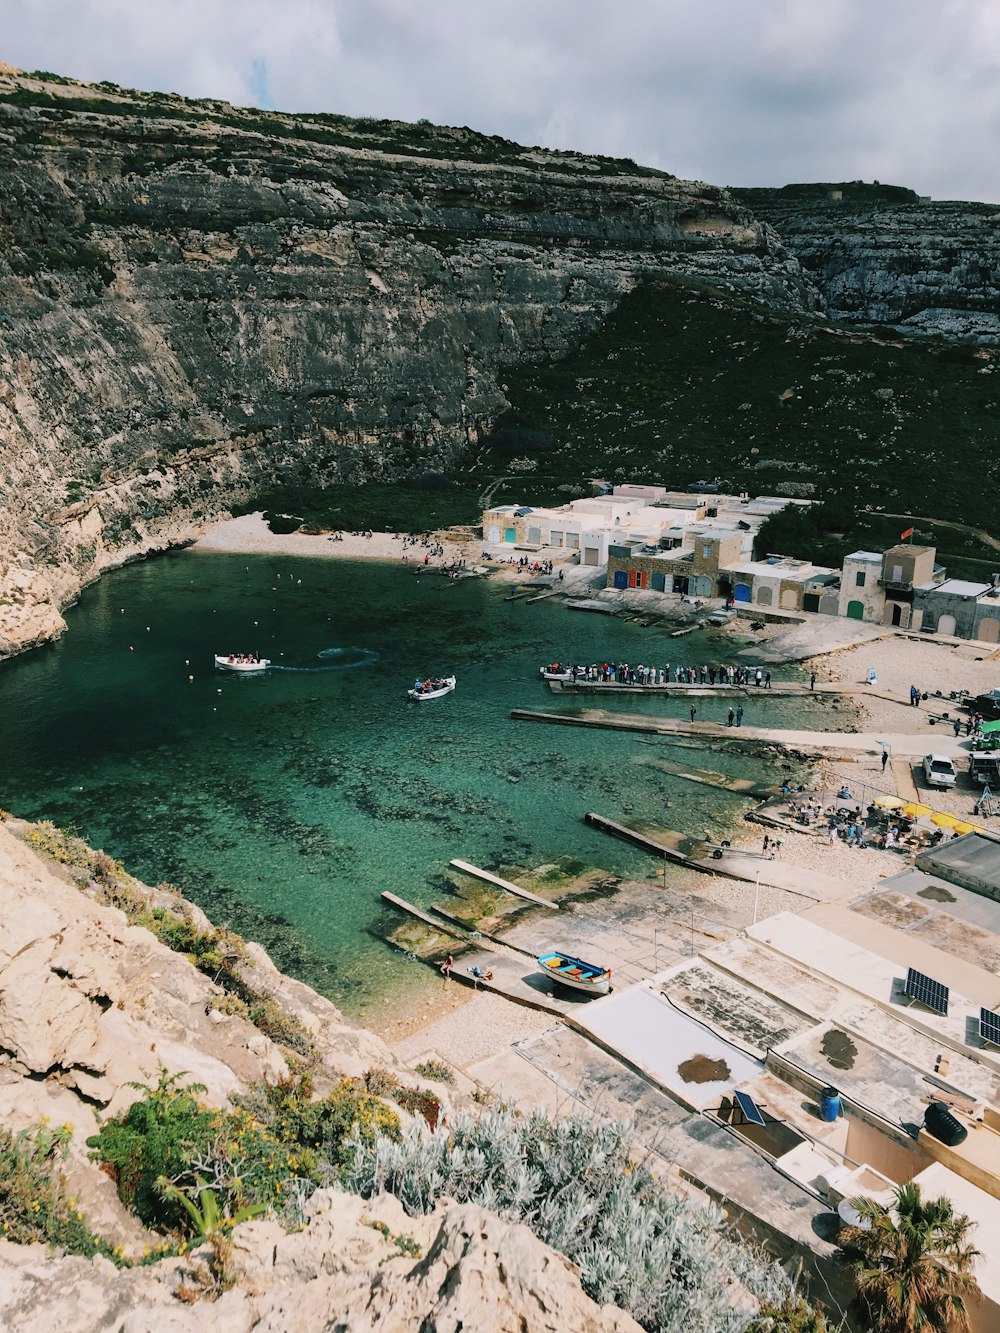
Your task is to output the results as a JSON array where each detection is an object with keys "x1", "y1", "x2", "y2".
[
  {"x1": 881, "y1": 749, "x2": 889, "y2": 773},
  {"x1": 727, "y1": 707, "x2": 735, "y2": 727},
  {"x1": 736, "y1": 704, "x2": 744, "y2": 727},
  {"x1": 810, "y1": 671, "x2": 817, "y2": 690},
  {"x1": 764, "y1": 671, "x2": 772, "y2": 689},
  {"x1": 689, "y1": 704, "x2": 697, "y2": 724},
  {"x1": 910, "y1": 684, "x2": 920, "y2": 707}
]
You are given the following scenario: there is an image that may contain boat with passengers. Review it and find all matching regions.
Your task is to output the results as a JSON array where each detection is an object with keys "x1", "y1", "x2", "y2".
[
  {"x1": 407, "y1": 675, "x2": 457, "y2": 701},
  {"x1": 214, "y1": 653, "x2": 271, "y2": 673}
]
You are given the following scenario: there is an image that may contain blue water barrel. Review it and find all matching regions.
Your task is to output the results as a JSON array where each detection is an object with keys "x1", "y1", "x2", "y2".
[{"x1": 820, "y1": 1087, "x2": 841, "y2": 1122}]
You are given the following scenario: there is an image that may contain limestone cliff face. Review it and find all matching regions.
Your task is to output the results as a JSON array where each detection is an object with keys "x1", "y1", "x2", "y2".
[
  {"x1": 734, "y1": 183, "x2": 1000, "y2": 341},
  {"x1": 0, "y1": 69, "x2": 818, "y2": 654}
]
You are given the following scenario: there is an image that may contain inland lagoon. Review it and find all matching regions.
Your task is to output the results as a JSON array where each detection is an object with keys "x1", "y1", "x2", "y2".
[{"x1": 0, "y1": 551, "x2": 840, "y2": 1020}]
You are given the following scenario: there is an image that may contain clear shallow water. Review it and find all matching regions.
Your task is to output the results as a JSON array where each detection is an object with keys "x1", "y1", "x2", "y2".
[{"x1": 0, "y1": 553, "x2": 836, "y2": 1020}]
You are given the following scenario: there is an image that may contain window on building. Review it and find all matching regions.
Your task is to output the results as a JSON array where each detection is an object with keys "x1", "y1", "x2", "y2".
[
  {"x1": 855, "y1": 571, "x2": 866, "y2": 587},
  {"x1": 702, "y1": 544, "x2": 712, "y2": 559}
]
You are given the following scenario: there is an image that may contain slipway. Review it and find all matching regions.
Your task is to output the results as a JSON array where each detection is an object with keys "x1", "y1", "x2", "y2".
[{"x1": 570, "y1": 984, "x2": 763, "y2": 1112}]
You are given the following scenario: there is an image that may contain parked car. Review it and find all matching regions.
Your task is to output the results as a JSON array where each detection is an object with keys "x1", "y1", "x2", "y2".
[
  {"x1": 923, "y1": 754, "x2": 958, "y2": 788},
  {"x1": 975, "y1": 689, "x2": 1000, "y2": 719},
  {"x1": 970, "y1": 752, "x2": 1000, "y2": 786}
]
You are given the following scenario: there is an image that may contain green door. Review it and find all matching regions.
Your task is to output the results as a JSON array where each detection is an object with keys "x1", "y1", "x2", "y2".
[{"x1": 847, "y1": 599, "x2": 865, "y2": 620}]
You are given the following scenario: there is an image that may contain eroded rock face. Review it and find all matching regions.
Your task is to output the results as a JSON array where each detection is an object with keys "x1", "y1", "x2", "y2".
[
  {"x1": 0, "y1": 819, "x2": 431, "y2": 1247},
  {"x1": 735, "y1": 184, "x2": 1000, "y2": 340},
  {"x1": 0, "y1": 70, "x2": 819, "y2": 654},
  {"x1": 0, "y1": 1192, "x2": 642, "y2": 1332}
]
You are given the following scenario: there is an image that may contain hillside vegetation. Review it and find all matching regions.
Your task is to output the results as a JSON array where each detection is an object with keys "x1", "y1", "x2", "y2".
[{"x1": 473, "y1": 277, "x2": 1000, "y2": 572}]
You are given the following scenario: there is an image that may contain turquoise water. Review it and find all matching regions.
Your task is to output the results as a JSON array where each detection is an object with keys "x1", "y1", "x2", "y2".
[{"x1": 0, "y1": 553, "x2": 836, "y2": 1019}]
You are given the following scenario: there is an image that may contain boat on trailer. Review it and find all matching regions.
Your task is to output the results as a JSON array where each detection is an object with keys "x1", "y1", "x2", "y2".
[
  {"x1": 536, "y1": 950, "x2": 611, "y2": 995},
  {"x1": 407, "y1": 675, "x2": 457, "y2": 701},
  {"x1": 214, "y1": 654, "x2": 271, "y2": 673}
]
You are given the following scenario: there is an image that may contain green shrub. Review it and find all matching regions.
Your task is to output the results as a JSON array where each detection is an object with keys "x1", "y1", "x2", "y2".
[
  {"x1": 363, "y1": 1068, "x2": 401, "y2": 1097},
  {"x1": 413, "y1": 1060, "x2": 454, "y2": 1085},
  {"x1": 88, "y1": 1071, "x2": 301, "y2": 1237},
  {"x1": 236, "y1": 1073, "x2": 401, "y2": 1174},
  {"x1": 246, "y1": 998, "x2": 314, "y2": 1057},
  {"x1": 391, "y1": 1086, "x2": 442, "y2": 1130},
  {"x1": 0, "y1": 1123, "x2": 119, "y2": 1260}
]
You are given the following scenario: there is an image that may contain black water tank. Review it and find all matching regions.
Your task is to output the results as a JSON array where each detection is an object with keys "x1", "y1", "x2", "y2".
[{"x1": 924, "y1": 1101, "x2": 968, "y2": 1147}]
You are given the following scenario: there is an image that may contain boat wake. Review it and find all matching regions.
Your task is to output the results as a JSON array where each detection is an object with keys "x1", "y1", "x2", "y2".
[{"x1": 272, "y1": 646, "x2": 378, "y2": 672}]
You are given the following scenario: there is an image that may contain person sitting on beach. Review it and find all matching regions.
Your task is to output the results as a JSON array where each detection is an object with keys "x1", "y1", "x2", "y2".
[{"x1": 440, "y1": 953, "x2": 454, "y2": 979}]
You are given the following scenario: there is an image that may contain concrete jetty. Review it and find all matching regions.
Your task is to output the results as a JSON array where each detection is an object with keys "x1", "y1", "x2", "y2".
[
  {"x1": 513, "y1": 707, "x2": 974, "y2": 759},
  {"x1": 584, "y1": 813, "x2": 862, "y2": 902},
  {"x1": 449, "y1": 859, "x2": 559, "y2": 909}
]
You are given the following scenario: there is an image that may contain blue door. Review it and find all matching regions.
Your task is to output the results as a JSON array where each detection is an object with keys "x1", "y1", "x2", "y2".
[
  {"x1": 734, "y1": 582, "x2": 752, "y2": 603},
  {"x1": 651, "y1": 572, "x2": 666, "y2": 592},
  {"x1": 613, "y1": 570, "x2": 628, "y2": 590},
  {"x1": 505, "y1": 528, "x2": 516, "y2": 543}
]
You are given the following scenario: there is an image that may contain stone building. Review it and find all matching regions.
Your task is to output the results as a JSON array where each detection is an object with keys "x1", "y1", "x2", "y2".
[{"x1": 914, "y1": 579, "x2": 1000, "y2": 643}]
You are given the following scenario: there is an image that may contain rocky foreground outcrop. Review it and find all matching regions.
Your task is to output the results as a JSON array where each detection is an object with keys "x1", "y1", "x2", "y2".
[
  {"x1": 0, "y1": 817, "x2": 646, "y2": 1329},
  {"x1": 0, "y1": 66, "x2": 818, "y2": 656},
  {"x1": 0, "y1": 817, "x2": 419, "y2": 1244},
  {"x1": 0, "y1": 1191, "x2": 640, "y2": 1332}
]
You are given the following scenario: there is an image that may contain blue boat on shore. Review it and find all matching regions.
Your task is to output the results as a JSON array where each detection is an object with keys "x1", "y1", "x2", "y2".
[{"x1": 536, "y1": 950, "x2": 611, "y2": 995}]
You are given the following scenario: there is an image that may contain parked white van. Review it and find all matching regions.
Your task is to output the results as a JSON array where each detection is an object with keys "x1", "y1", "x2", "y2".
[{"x1": 923, "y1": 754, "x2": 958, "y2": 788}]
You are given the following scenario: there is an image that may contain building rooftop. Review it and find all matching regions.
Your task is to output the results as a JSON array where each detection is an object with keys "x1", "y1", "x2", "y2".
[
  {"x1": 845, "y1": 550, "x2": 883, "y2": 562},
  {"x1": 917, "y1": 578, "x2": 993, "y2": 598},
  {"x1": 910, "y1": 1163, "x2": 1000, "y2": 1307}
]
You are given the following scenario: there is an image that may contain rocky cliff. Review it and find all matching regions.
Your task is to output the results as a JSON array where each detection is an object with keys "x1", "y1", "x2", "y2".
[
  {"x1": 734, "y1": 182, "x2": 1000, "y2": 341},
  {"x1": 0, "y1": 66, "x2": 818, "y2": 656}
]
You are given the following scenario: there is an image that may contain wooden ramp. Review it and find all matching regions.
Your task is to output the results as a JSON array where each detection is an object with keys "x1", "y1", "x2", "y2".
[{"x1": 449, "y1": 859, "x2": 559, "y2": 909}]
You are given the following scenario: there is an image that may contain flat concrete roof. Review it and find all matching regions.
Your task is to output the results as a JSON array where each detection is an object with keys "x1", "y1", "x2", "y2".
[
  {"x1": 845, "y1": 550, "x2": 883, "y2": 562},
  {"x1": 659, "y1": 959, "x2": 814, "y2": 1056},
  {"x1": 918, "y1": 835, "x2": 1000, "y2": 901},
  {"x1": 572, "y1": 984, "x2": 763, "y2": 1111},
  {"x1": 849, "y1": 884, "x2": 1000, "y2": 974},
  {"x1": 879, "y1": 865, "x2": 1000, "y2": 935},
  {"x1": 777, "y1": 1021, "x2": 934, "y2": 1134},
  {"x1": 919, "y1": 578, "x2": 992, "y2": 598}
]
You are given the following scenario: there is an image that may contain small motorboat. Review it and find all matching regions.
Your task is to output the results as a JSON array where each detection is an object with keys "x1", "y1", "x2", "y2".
[
  {"x1": 214, "y1": 654, "x2": 271, "y2": 673},
  {"x1": 539, "y1": 664, "x2": 575, "y2": 682},
  {"x1": 407, "y1": 675, "x2": 457, "y2": 701},
  {"x1": 536, "y1": 950, "x2": 611, "y2": 995}
]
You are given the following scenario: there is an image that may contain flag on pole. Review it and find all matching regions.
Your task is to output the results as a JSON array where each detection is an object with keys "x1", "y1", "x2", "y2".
[{"x1": 900, "y1": 526, "x2": 914, "y2": 540}]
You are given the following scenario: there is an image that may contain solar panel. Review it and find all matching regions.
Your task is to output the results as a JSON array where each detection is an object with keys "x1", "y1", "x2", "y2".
[
  {"x1": 980, "y1": 1007, "x2": 1000, "y2": 1047},
  {"x1": 904, "y1": 967, "x2": 949, "y2": 1015},
  {"x1": 733, "y1": 1090, "x2": 766, "y2": 1127}
]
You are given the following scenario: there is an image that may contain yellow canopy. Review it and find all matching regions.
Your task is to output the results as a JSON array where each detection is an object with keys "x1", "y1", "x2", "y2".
[
  {"x1": 874, "y1": 795, "x2": 905, "y2": 810},
  {"x1": 901, "y1": 803, "x2": 932, "y2": 818},
  {"x1": 953, "y1": 822, "x2": 976, "y2": 835},
  {"x1": 931, "y1": 812, "x2": 961, "y2": 829}
]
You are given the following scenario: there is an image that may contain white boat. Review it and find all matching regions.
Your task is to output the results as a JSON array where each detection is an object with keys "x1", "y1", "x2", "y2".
[
  {"x1": 214, "y1": 654, "x2": 271, "y2": 673},
  {"x1": 536, "y1": 950, "x2": 611, "y2": 995},
  {"x1": 540, "y1": 664, "x2": 575, "y2": 682},
  {"x1": 407, "y1": 675, "x2": 456, "y2": 701}
]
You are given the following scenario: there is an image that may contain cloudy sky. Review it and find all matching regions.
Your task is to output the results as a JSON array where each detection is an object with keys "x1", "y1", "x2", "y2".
[{"x1": 5, "y1": 0, "x2": 1000, "y2": 202}]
